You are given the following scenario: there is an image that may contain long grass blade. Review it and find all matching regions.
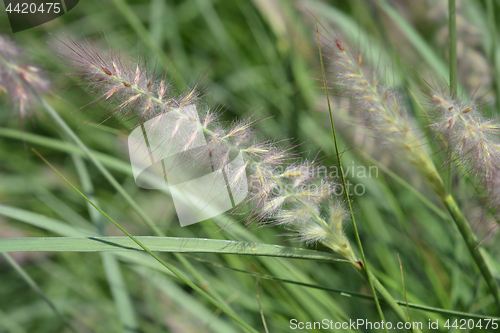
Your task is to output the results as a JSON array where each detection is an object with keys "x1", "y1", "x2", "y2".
[
  {"x1": 72, "y1": 155, "x2": 138, "y2": 332},
  {"x1": 31, "y1": 149, "x2": 259, "y2": 333},
  {"x1": 0, "y1": 236, "x2": 351, "y2": 263}
]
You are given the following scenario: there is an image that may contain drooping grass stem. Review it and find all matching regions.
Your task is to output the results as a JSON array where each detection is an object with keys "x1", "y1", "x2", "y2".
[{"x1": 57, "y1": 36, "x2": 361, "y2": 261}]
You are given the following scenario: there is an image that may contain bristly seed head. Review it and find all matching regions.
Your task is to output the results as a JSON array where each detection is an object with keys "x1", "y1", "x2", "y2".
[
  {"x1": 0, "y1": 34, "x2": 49, "y2": 122},
  {"x1": 55, "y1": 35, "x2": 184, "y2": 125},
  {"x1": 427, "y1": 85, "x2": 500, "y2": 219},
  {"x1": 323, "y1": 34, "x2": 445, "y2": 197},
  {"x1": 56, "y1": 35, "x2": 358, "y2": 264}
]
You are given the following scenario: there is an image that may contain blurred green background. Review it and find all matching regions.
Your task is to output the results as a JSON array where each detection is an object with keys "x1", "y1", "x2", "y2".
[{"x1": 0, "y1": 0, "x2": 500, "y2": 332}]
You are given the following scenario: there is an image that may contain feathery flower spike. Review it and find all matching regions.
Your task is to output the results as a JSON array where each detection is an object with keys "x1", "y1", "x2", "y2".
[
  {"x1": 324, "y1": 36, "x2": 445, "y2": 196},
  {"x1": 427, "y1": 84, "x2": 500, "y2": 217},
  {"x1": 58, "y1": 35, "x2": 359, "y2": 263}
]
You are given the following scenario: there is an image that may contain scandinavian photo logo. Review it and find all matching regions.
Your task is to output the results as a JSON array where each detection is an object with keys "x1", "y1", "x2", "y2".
[{"x1": 128, "y1": 105, "x2": 249, "y2": 227}]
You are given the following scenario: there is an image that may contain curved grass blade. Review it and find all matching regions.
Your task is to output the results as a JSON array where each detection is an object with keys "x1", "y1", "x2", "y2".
[
  {"x1": 316, "y1": 20, "x2": 388, "y2": 330},
  {"x1": 0, "y1": 204, "x2": 95, "y2": 237},
  {"x1": 0, "y1": 237, "x2": 350, "y2": 263}
]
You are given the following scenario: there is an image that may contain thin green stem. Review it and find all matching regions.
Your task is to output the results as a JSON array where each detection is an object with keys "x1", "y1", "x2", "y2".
[
  {"x1": 36, "y1": 95, "x2": 238, "y2": 323},
  {"x1": 255, "y1": 279, "x2": 270, "y2": 333},
  {"x1": 138, "y1": 123, "x2": 232, "y2": 307},
  {"x1": 487, "y1": 0, "x2": 500, "y2": 115},
  {"x1": 446, "y1": 0, "x2": 457, "y2": 196},
  {"x1": 409, "y1": 88, "x2": 500, "y2": 307},
  {"x1": 32, "y1": 149, "x2": 258, "y2": 333},
  {"x1": 357, "y1": 135, "x2": 500, "y2": 313},
  {"x1": 370, "y1": 272, "x2": 422, "y2": 333},
  {"x1": 443, "y1": 194, "x2": 500, "y2": 310},
  {"x1": 72, "y1": 155, "x2": 139, "y2": 332},
  {"x1": 449, "y1": 0, "x2": 457, "y2": 97},
  {"x1": 38, "y1": 97, "x2": 164, "y2": 236},
  {"x1": 398, "y1": 254, "x2": 413, "y2": 331},
  {"x1": 315, "y1": 20, "x2": 388, "y2": 331}
]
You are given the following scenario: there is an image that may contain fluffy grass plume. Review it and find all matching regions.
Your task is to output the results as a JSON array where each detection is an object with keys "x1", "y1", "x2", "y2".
[
  {"x1": 322, "y1": 36, "x2": 446, "y2": 196},
  {"x1": 57, "y1": 35, "x2": 359, "y2": 263},
  {"x1": 428, "y1": 85, "x2": 500, "y2": 217},
  {"x1": 0, "y1": 35, "x2": 49, "y2": 121}
]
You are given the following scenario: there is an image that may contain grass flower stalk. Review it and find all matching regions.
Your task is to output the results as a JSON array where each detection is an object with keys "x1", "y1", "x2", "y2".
[
  {"x1": 427, "y1": 87, "x2": 500, "y2": 309},
  {"x1": 316, "y1": 22, "x2": 388, "y2": 329},
  {"x1": 323, "y1": 32, "x2": 500, "y2": 311},
  {"x1": 56, "y1": 36, "x2": 360, "y2": 264},
  {"x1": 35, "y1": 94, "x2": 236, "y2": 310},
  {"x1": 27, "y1": 44, "x2": 233, "y2": 313},
  {"x1": 449, "y1": 0, "x2": 457, "y2": 98},
  {"x1": 322, "y1": 35, "x2": 445, "y2": 197}
]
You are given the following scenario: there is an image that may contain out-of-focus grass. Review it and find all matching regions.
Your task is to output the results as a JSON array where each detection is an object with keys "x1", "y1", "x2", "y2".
[{"x1": 0, "y1": 0, "x2": 499, "y2": 332}]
